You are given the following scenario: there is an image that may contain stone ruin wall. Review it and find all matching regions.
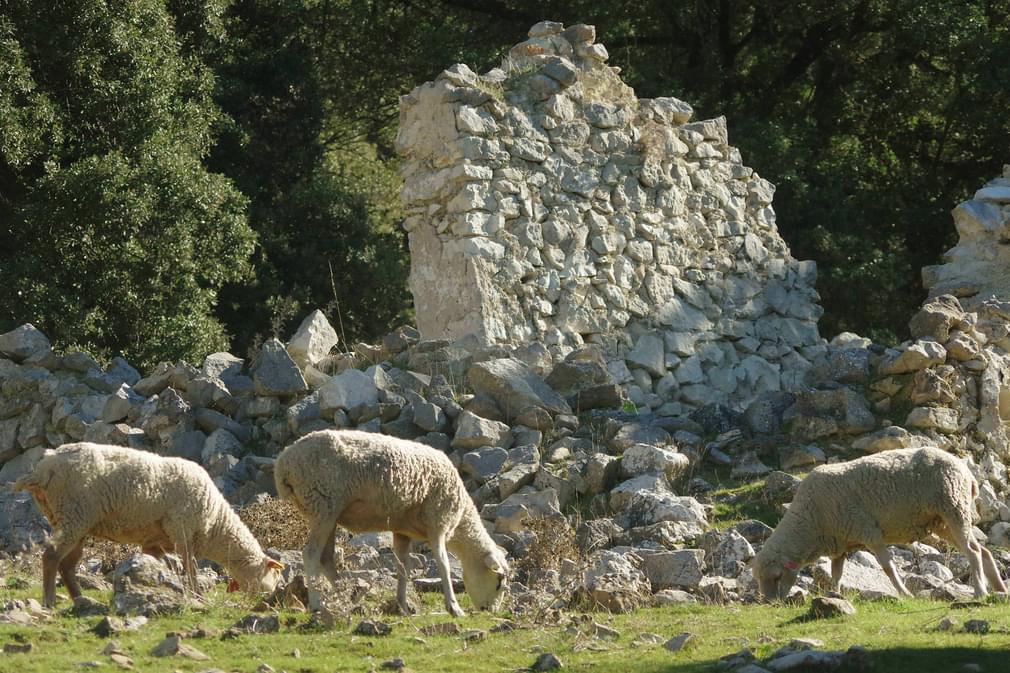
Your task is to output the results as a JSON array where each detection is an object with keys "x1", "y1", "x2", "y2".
[
  {"x1": 396, "y1": 21, "x2": 824, "y2": 414},
  {"x1": 924, "y1": 166, "x2": 1010, "y2": 309}
]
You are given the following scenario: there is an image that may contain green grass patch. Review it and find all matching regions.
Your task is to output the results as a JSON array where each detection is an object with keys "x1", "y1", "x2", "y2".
[
  {"x1": 709, "y1": 479, "x2": 781, "y2": 530},
  {"x1": 3, "y1": 583, "x2": 1010, "y2": 672}
]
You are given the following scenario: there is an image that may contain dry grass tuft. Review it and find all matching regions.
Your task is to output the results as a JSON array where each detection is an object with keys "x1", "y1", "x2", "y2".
[
  {"x1": 239, "y1": 497, "x2": 310, "y2": 551},
  {"x1": 512, "y1": 515, "x2": 581, "y2": 586}
]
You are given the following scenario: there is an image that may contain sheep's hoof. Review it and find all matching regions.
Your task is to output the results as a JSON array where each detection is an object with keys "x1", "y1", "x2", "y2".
[{"x1": 447, "y1": 603, "x2": 466, "y2": 618}]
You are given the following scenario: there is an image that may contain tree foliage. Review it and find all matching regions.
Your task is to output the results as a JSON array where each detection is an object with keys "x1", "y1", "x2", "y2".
[
  {"x1": 304, "y1": 0, "x2": 1010, "y2": 343},
  {"x1": 0, "y1": 0, "x2": 253, "y2": 367},
  {"x1": 2, "y1": 0, "x2": 1008, "y2": 363}
]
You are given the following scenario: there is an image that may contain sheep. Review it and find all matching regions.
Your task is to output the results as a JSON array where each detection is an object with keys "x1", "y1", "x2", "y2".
[
  {"x1": 14, "y1": 442, "x2": 284, "y2": 607},
  {"x1": 752, "y1": 446, "x2": 1007, "y2": 601},
  {"x1": 274, "y1": 429, "x2": 509, "y2": 616}
]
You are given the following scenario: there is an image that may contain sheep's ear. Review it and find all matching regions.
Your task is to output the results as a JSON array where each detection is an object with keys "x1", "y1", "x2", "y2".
[
  {"x1": 484, "y1": 552, "x2": 507, "y2": 575},
  {"x1": 266, "y1": 559, "x2": 285, "y2": 570}
]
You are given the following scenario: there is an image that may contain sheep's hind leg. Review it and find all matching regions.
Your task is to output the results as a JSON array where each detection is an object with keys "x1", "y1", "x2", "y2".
[
  {"x1": 830, "y1": 555, "x2": 845, "y2": 592},
  {"x1": 392, "y1": 533, "x2": 415, "y2": 615},
  {"x1": 870, "y1": 545, "x2": 913, "y2": 597},
  {"x1": 303, "y1": 513, "x2": 340, "y2": 612},
  {"x1": 980, "y1": 545, "x2": 1007, "y2": 593},
  {"x1": 430, "y1": 532, "x2": 464, "y2": 617},
  {"x1": 58, "y1": 538, "x2": 86, "y2": 601},
  {"x1": 938, "y1": 516, "x2": 990, "y2": 598}
]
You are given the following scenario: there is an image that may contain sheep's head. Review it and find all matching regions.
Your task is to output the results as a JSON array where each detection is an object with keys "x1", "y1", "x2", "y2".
[
  {"x1": 228, "y1": 557, "x2": 285, "y2": 594},
  {"x1": 462, "y1": 547, "x2": 509, "y2": 611},
  {"x1": 751, "y1": 550, "x2": 798, "y2": 602}
]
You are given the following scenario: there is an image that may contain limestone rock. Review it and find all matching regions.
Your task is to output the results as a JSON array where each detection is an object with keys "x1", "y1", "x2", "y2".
[
  {"x1": 0, "y1": 490, "x2": 50, "y2": 553},
  {"x1": 467, "y1": 358, "x2": 572, "y2": 422},
  {"x1": 251, "y1": 339, "x2": 307, "y2": 397},
  {"x1": 0, "y1": 324, "x2": 51, "y2": 362},
  {"x1": 880, "y1": 340, "x2": 947, "y2": 375},
  {"x1": 620, "y1": 443, "x2": 690, "y2": 482},
  {"x1": 451, "y1": 410, "x2": 512, "y2": 450},
  {"x1": 812, "y1": 551, "x2": 898, "y2": 598},
  {"x1": 581, "y1": 550, "x2": 651, "y2": 612},
  {"x1": 287, "y1": 310, "x2": 339, "y2": 369},
  {"x1": 637, "y1": 549, "x2": 705, "y2": 590},
  {"x1": 318, "y1": 368, "x2": 379, "y2": 414}
]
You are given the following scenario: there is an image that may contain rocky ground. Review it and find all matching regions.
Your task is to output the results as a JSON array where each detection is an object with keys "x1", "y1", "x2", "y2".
[{"x1": 6, "y1": 291, "x2": 1010, "y2": 669}]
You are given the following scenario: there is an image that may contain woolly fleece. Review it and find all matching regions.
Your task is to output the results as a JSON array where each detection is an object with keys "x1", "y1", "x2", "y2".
[{"x1": 275, "y1": 429, "x2": 508, "y2": 616}]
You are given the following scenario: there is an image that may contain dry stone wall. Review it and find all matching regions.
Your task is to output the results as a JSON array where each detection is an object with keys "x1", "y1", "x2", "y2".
[
  {"x1": 396, "y1": 21, "x2": 824, "y2": 412},
  {"x1": 924, "y1": 166, "x2": 1010, "y2": 308}
]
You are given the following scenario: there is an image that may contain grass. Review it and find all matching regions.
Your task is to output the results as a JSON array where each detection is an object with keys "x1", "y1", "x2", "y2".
[
  {"x1": 4, "y1": 580, "x2": 1010, "y2": 672},
  {"x1": 709, "y1": 478, "x2": 781, "y2": 530}
]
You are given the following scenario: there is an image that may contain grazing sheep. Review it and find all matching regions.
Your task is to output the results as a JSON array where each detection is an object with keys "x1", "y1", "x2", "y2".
[
  {"x1": 753, "y1": 446, "x2": 1007, "y2": 601},
  {"x1": 274, "y1": 429, "x2": 509, "y2": 616},
  {"x1": 15, "y1": 442, "x2": 284, "y2": 607}
]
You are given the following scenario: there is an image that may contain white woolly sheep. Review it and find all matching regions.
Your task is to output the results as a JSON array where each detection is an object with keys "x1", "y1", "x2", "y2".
[
  {"x1": 753, "y1": 446, "x2": 1007, "y2": 601},
  {"x1": 274, "y1": 429, "x2": 509, "y2": 616},
  {"x1": 15, "y1": 442, "x2": 284, "y2": 607}
]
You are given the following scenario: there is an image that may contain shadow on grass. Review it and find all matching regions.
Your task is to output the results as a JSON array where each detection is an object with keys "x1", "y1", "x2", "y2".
[{"x1": 641, "y1": 646, "x2": 1001, "y2": 673}]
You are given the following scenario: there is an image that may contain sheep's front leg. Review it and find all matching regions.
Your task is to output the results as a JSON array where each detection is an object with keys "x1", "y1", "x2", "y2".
[
  {"x1": 303, "y1": 514, "x2": 339, "y2": 611},
  {"x1": 392, "y1": 533, "x2": 415, "y2": 615},
  {"x1": 58, "y1": 538, "x2": 86, "y2": 601},
  {"x1": 830, "y1": 555, "x2": 845, "y2": 591},
  {"x1": 42, "y1": 530, "x2": 85, "y2": 608},
  {"x1": 430, "y1": 533, "x2": 464, "y2": 617},
  {"x1": 318, "y1": 524, "x2": 341, "y2": 587},
  {"x1": 870, "y1": 545, "x2": 912, "y2": 597}
]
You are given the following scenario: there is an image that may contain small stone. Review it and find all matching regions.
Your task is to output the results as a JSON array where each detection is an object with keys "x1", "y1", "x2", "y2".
[
  {"x1": 71, "y1": 595, "x2": 109, "y2": 617},
  {"x1": 663, "y1": 632, "x2": 696, "y2": 652},
  {"x1": 3, "y1": 642, "x2": 33, "y2": 654},
  {"x1": 532, "y1": 653, "x2": 563, "y2": 670},
  {"x1": 807, "y1": 596, "x2": 856, "y2": 619},
  {"x1": 109, "y1": 652, "x2": 134, "y2": 669},
  {"x1": 936, "y1": 616, "x2": 957, "y2": 631},
  {"x1": 150, "y1": 634, "x2": 210, "y2": 660},
  {"x1": 233, "y1": 614, "x2": 280, "y2": 634},
  {"x1": 592, "y1": 622, "x2": 620, "y2": 640},
  {"x1": 381, "y1": 657, "x2": 407, "y2": 670},
  {"x1": 963, "y1": 619, "x2": 990, "y2": 634},
  {"x1": 421, "y1": 622, "x2": 461, "y2": 637},
  {"x1": 354, "y1": 620, "x2": 392, "y2": 636},
  {"x1": 462, "y1": 629, "x2": 487, "y2": 642},
  {"x1": 632, "y1": 633, "x2": 666, "y2": 645}
]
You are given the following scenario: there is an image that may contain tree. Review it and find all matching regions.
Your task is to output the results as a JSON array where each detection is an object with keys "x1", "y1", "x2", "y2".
[
  {"x1": 297, "y1": 0, "x2": 1010, "y2": 343},
  {"x1": 0, "y1": 0, "x2": 254, "y2": 368},
  {"x1": 209, "y1": 0, "x2": 410, "y2": 355}
]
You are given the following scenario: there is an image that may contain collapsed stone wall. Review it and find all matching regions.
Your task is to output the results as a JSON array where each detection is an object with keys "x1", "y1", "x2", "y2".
[
  {"x1": 924, "y1": 166, "x2": 1010, "y2": 308},
  {"x1": 396, "y1": 21, "x2": 824, "y2": 413}
]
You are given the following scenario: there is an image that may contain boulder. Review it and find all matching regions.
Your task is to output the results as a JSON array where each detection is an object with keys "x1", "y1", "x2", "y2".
[
  {"x1": 467, "y1": 358, "x2": 572, "y2": 422},
  {"x1": 581, "y1": 550, "x2": 651, "y2": 612},
  {"x1": 318, "y1": 368, "x2": 379, "y2": 414},
  {"x1": 620, "y1": 443, "x2": 690, "y2": 482},
  {"x1": 0, "y1": 324, "x2": 51, "y2": 362},
  {"x1": 451, "y1": 410, "x2": 512, "y2": 450},
  {"x1": 287, "y1": 310, "x2": 339, "y2": 369},
  {"x1": 251, "y1": 338, "x2": 307, "y2": 396},
  {"x1": 0, "y1": 490, "x2": 50, "y2": 552}
]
